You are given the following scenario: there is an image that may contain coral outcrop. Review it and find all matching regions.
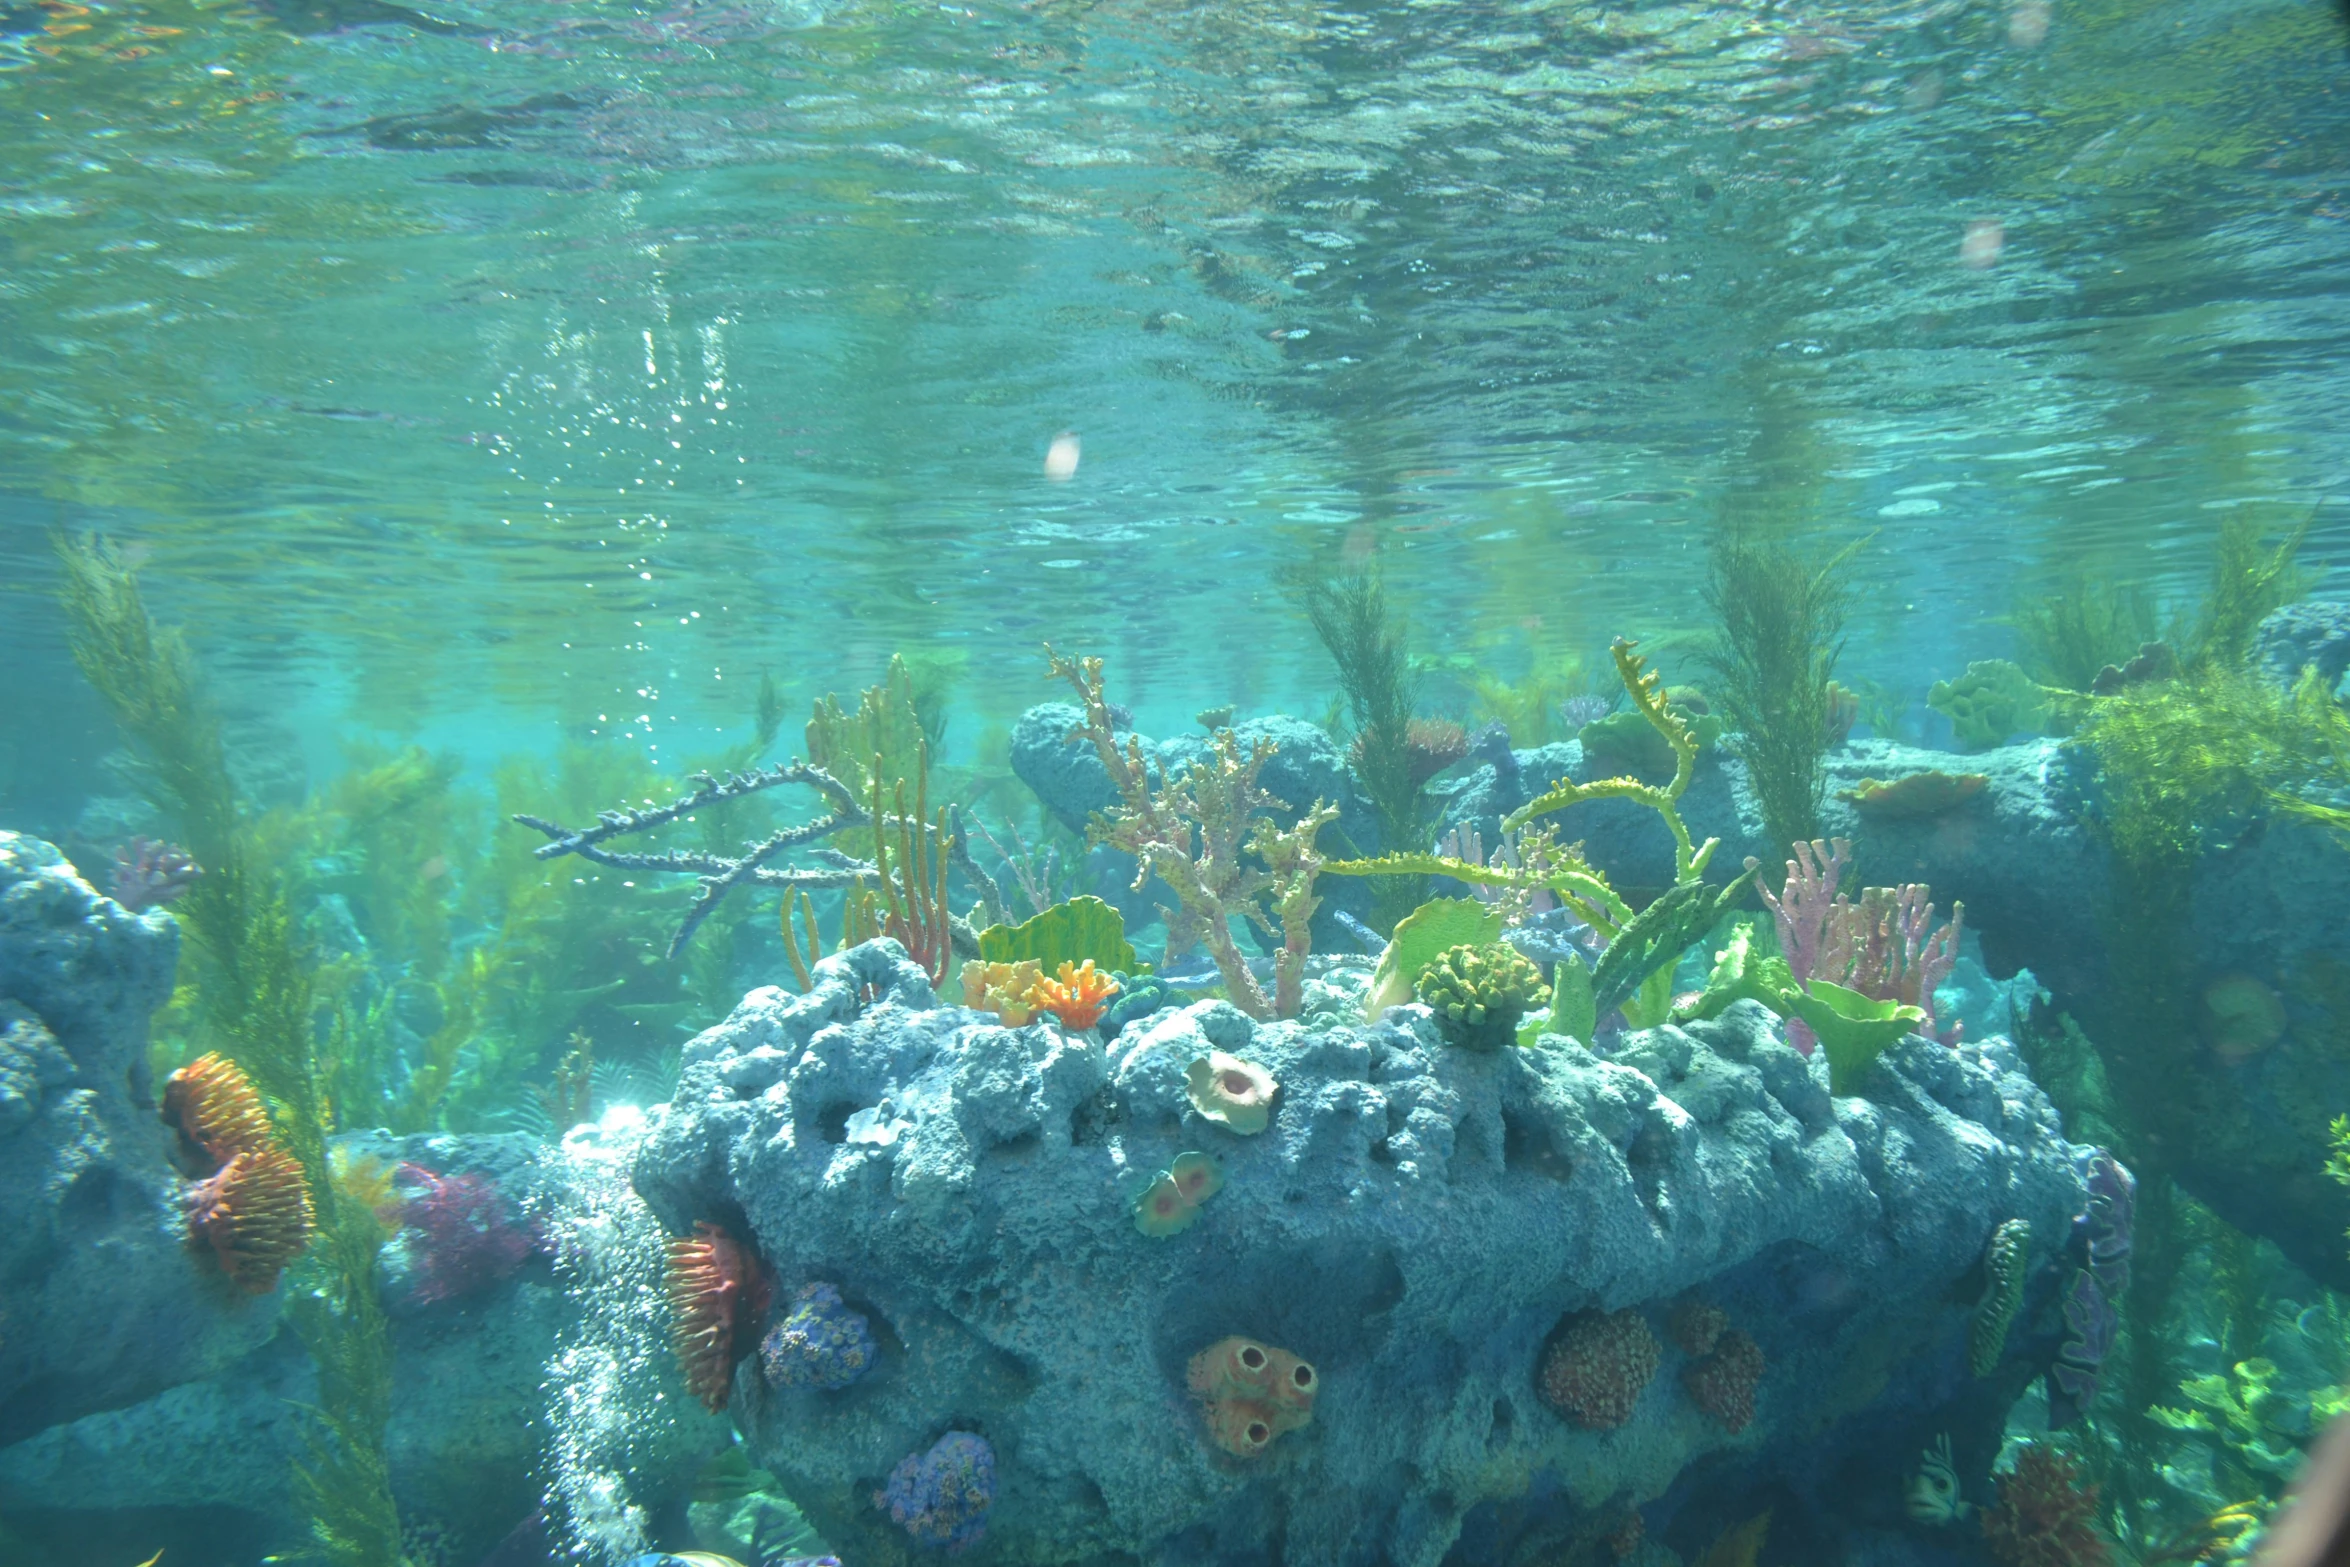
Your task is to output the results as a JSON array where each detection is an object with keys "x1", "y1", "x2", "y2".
[
  {"x1": 0, "y1": 833, "x2": 279, "y2": 1444},
  {"x1": 632, "y1": 938, "x2": 2092, "y2": 1566},
  {"x1": 1537, "y1": 1310, "x2": 1661, "y2": 1430},
  {"x1": 762, "y1": 1282, "x2": 879, "y2": 1392}
]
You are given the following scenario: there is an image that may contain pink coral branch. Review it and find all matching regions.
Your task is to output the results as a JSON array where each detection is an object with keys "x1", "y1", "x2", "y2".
[{"x1": 1751, "y1": 838, "x2": 1850, "y2": 1055}]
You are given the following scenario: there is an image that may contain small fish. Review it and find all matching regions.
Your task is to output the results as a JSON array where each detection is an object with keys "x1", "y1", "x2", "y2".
[{"x1": 1905, "y1": 1433, "x2": 1969, "y2": 1524}]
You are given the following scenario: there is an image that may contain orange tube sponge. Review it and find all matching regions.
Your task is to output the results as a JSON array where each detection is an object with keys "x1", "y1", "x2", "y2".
[
  {"x1": 163, "y1": 1052, "x2": 275, "y2": 1169},
  {"x1": 665, "y1": 1221, "x2": 772, "y2": 1412},
  {"x1": 1187, "y1": 1335, "x2": 1316, "y2": 1458},
  {"x1": 1027, "y1": 960, "x2": 1120, "y2": 1031},
  {"x1": 188, "y1": 1147, "x2": 314, "y2": 1294}
]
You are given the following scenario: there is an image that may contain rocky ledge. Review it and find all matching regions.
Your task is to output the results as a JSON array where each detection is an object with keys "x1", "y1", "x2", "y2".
[{"x1": 634, "y1": 938, "x2": 2098, "y2": 1567}]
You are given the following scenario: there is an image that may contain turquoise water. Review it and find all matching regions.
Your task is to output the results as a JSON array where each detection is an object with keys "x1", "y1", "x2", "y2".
[{"x1": 5, "y1": 2, "x2": 2350, "y2": 1566}]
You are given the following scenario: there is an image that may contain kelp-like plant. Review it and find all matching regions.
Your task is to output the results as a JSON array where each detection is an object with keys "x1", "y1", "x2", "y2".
[
  {"x1": 2015, "y1": 577, "x2": 2165, "y2": 693},
  {"x1": 2190, "y1": 513, "x2": 2309, "y2": 674},
  {"x1": 1045, "y1": 646, "x2": 1336, "y2": 1021},
  {"x1": 1292, "y1": 565, "x2": 1427, "y2": 929},
  {"x1": 1702, "y1": 531, "x2": 1856, "y2": 864},
  {"x1": 55, "y1": 535, "x2": 408, "y2": 1567},
  {"x1": 1325, "y1": 638, "x2": 1754, "y2": 1026}
]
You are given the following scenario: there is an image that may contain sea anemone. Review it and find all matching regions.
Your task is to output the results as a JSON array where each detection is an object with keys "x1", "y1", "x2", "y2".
[
  {"x1": 665, "y1": 1221, "x2": 773, "y2": 1412},
  {"x1": 1027, "y1": 959, "x2": 1120, "y2": 1031},
  {"x1": 1186, "y1": 1051, "x2": 1277, "y2": 1135},
  {"x1": 188, "y1": 1146, "x2": 315, "y2": 1293},
  {"x1": 1134, "y1": 1151, "x2": 1223, "y2": 1237},
  {"x1": 162, "y1": 1052, "x2": 275, "y2": 1169}
]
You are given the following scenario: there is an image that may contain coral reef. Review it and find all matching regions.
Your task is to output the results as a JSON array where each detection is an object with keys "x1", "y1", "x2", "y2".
[
  {"x1": 1028, "y1": 958, "x2": 1119, "y2": 1031},
  {"x1": 1046, "y1": 646, "x2": 1336, "y2": 1020},
  {"x1": 665, "y1": 1222, "x2": 772, "y2": 1413},
  {"x1": 760, "y1": 1283, "x2": 879, "y2": 1392},
  {"x1": 1186, "y1": 1051, "x2": 1277, "y2": 1134},
  {"x1": 876, "y1": 1431, "x2": 995, "y2": 1552},
  {"x1": 108, "y1": 837, "x2": 200, "y2": 912},
  {"x1": 385, "y1": 1163, "x2": 539, "y2": 1306},
  {"x1": 1753, "y1": 838, "x2": 1963, "y2": 1054},
  {"x1": 188, "y1": 1146, "x2": 315, "y2": 1294},
  {"x1": 1415, "y1": 941, "x2": 1550, "y2": 1050},
  {"x1": 1188, "y1": 1336, "x2": 1317, "y2": 1458},
  {"x1": 163, "y1": 1050, "x2": 277, "y2": 1169},
  {"x1": 629, "y1": 939, "x2": 2092, "y2": 1565},
  {"x1": 1929, "y1": 660, "x2": 2053, "y2": 751},
  {"x1": 1973, "y1": 1217, "x2": 2033, "y2": 1376},
  {"x1": 1981, "y1": 1444, "x2": 2110, "y2": 1567},
  {"x1": 1682, "y1": 1328, "x2": 1765, "y2": 1434},
  {"x1": 1537, "y1": 1310, "x2": 1662, "y2": 1430}
]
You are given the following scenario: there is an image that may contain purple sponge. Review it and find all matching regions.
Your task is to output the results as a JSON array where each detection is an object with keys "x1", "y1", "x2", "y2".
[
  {"x1": 760, "y1": 1282, "x2": 878, "y2": 1392},
  {"x1": 876, "y1": 1431, "x2": 995, "y2": 1552}
]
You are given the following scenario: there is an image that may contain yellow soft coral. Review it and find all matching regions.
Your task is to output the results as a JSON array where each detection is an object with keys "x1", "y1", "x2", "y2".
[{"x1": 961, "y1": 959, "x2": 1044, "y2": 1025}]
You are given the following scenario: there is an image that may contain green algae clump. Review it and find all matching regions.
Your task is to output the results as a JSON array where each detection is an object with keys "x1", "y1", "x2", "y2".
[{"x1": 1927, "y1": 660, "x2": 2051, "y2": 751}]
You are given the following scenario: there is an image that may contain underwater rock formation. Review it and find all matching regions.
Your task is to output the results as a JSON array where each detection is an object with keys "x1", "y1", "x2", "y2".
[
  {"x1": 633, "y1": 938, "x2": 2092, "y2": 1567},
  {"x1": 0, "y1": 833, "x2": 280, "y2": 1446},
  {"x1": 0, "y1": 1128, "x2": 729, "y2": 1565}
]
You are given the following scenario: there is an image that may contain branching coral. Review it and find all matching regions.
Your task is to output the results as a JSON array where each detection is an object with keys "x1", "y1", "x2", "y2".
[
  {"x1": 665, "y1": 1222, "x2": 773, "y2": 1413},
  {"x1": 1045, "y1": 646, "x2": 1336, "y2": 1021},
  {"x1": 1982, "y1": 1445, "x2": 2111, "y2": 1567},
  {"x1": 1027, "y1": 959, "x2": 1119, "y2": 1030},
  {"x1": 1752, "y1": 838, "x2": 1964, "y2": 1049}
]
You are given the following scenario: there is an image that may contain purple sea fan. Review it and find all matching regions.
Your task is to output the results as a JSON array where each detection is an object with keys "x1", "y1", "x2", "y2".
[
  {"x1": 2079, "y1": 1149, "x2": 2135, "y2": 1297},
  {"x1": 2047, "y1": 1267, "x2": 2117, "y2": 1428},
  {"x1": 391, "y1": 1163, "x2": 541, "y2": 1304},
  {"x1": 875, "y1": 1431, "x2": 995, "y2": 1552},
  {"x1": 111, "y1": 837, "x2": 200, "y2": 912},
  {"x1": 761, "y1": 1282, "x2": 879, "y2": 1391}
]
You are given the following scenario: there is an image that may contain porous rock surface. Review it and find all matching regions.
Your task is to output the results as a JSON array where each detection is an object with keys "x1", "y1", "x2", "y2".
[
  {"x1": 634, "y1": 939, "x2": 2092, "y2": 1567},
  {"x1": 0, "y1": 832, "x2": 279, "y2": 1446}
]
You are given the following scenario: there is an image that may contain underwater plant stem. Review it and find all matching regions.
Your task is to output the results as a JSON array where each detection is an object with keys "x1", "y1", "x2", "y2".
[
  {"x1": 1702, "y1": 532, "x2": 1854, "y2": 865},
  {"x1": 1293, "y1": 566, "x2": 1427, "y2": 924}
]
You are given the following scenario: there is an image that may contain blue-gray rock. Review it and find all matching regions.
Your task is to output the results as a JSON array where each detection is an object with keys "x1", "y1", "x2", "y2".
[
  {"x1": 2256, "y1": 600, "x2": 2350, "y2": 690},
  {"x1": 0, "y1": 832, "x2": 279, "y2": 1446},
  {"x1": 632, "y1": 938, "x2": 2090, "y2": 1567}
]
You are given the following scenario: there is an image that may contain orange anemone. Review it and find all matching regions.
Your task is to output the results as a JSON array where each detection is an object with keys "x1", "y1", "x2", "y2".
[
  {"x1": 163, "y1": 1052, "x2": 275, "y2": 1169},
  {"x1": 665, "y1": 1221, "x2": 772, "y2": 1412},
  {"x1": 188, "y1": 1147, "x2": 314, "y2": 1294}
]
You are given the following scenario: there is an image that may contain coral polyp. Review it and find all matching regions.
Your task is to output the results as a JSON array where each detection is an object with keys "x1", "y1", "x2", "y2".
[
  {"x1": 162, "y1": 1051, "x2": 275, "y2": 1169},
  {"x1": 188, "y1": 1146, "x2": 315, "y2": 1294},
  {"x1": 665, "y1": 1221, "x2": 772, "y2": 1412}
]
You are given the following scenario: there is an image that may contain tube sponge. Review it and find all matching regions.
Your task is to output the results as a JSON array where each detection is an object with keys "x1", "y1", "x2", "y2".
[
  {"x1": 1187, "y1": 1335, "x2": 1316, "y2": 1458},
  {"x1": 1186, "y1": 1051, "x2": 1277, "y2": 1135}
]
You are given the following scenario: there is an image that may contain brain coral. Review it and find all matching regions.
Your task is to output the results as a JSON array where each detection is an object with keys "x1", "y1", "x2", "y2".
[
  {"x1": 1537, "y1": 1310, "x2": 1661, "y2": 1430},
  {"x1": 1684, "y1": 1328, "x2": 1766, "y2": 1433}
]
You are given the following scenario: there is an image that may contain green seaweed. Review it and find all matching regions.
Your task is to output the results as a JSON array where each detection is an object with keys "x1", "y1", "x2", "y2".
[
  {"x1": 2015, "y1": 577, "x2": 2165, "y2": 692},
  {"x1": 55, "y1": 534, "x2": 408, "y2": 1567},
  {"x1": 1927, "y1": 659, "x2": 2053, "y2": 751},
  {"x1": 2191, "y1": 514, "x2": 2310, "y2": 674},
  {"x1": 1703, "y1": 533, "x2": 1856, "y2": 860},
  {"x1": 1672, "y1": 918, "x2": 1795, "y2": 1026},
  {"x1": 1293, "y1": 565, "x2": 1426, "y2": 930},
  {"x1": 1590, "y1": 866, "x2": 1759, "y2": 1020},
  {"x1": 976, "y1": 895, "x2": 1138, "y2": 976}
]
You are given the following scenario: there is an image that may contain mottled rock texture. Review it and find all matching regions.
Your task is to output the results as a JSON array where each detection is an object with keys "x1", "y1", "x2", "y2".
[
  {"x1": 634, "y1": 939, "x2": 2091, "y2": 1567},
  {"x1": 0, "y1": 832, "x2": 278, "y2": 1446}
]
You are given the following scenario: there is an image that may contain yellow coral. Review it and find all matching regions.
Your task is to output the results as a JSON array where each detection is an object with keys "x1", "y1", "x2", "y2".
[{"x1": 961, "y1": 959, "x2": 1043, "y2": 1026}]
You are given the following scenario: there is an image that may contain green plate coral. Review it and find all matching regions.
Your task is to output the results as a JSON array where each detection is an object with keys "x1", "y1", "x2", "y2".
[{"x1": 975, "y1": 895, "x2": 1139, "y2": 977}]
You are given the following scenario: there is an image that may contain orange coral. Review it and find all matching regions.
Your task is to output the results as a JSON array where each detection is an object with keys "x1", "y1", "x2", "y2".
[
  {"x1": 1186, "y1": 1335, "x2": 1317, "y2": 1458},
  {"x1": 188, "y1": 1147, "x2": 315, "y2": 1293},
  {"x1": 1026, "y1": 959, "x2": 1120, "y2": 1030},
  {"x1": 665, "y1": 1221, "x2": 772, "y2": 1412},
  {"x1": 162, "y1": 1052, "x2": 275, "y2": 1168}
]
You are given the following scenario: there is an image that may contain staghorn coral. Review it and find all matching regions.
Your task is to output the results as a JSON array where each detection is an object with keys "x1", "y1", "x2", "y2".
[
  {"x1": 189, "y1": 1146, "x2": 315, "y2": 1293},
  {"x1": 1186, "y1": 1051, "x2": 1277, "y2": 1135},
  {"x1": 665, "y1": 1221, "x2": 773, "y2": 1413},
  {"x1": 1188, "y1": 1335, "x2": 1317, "y2": 1458},
  {"x1": 1046, "y1": 646, "x2": 1336, "y2": 1021},
  {"x1": 1684, "y1": 1328, "x2": 1766, "y2": 1433},
  {"x1": 1537, "y1": 1310, "x2": 1661, "y2": 1430},
  {"x1": 388, "y1": 1163, "x2": 540, "y2": 1306},
  {"x1": 1973, "y1": 1218, "x2": 2033, "y2": 1376},
  {"x1": 109, "y1": 836, "x2": 200, "y2": 912},
  {"x1": 1981, "y1": 1444, "x2": 2111, "y2": 1567},
  {"x1": 1027, "y1": 959, "x2": 1119, "y2": 1031},
  {"x1": 876, "y1": 1431, "x2": 995, "y2": 1552},
  {"x1": 761, "y1": 1282, "x2": 879, "y2": 1392},
  {"x1": 1415, "y1": 941, "x2": 1550, "y2": 1051},
  {"x1": 961, "y1": 959, "x2": 1044, "y2": 1025},
  {"x1": 163, "y1": 1051, "x2": 277, "y2": 1170}
]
